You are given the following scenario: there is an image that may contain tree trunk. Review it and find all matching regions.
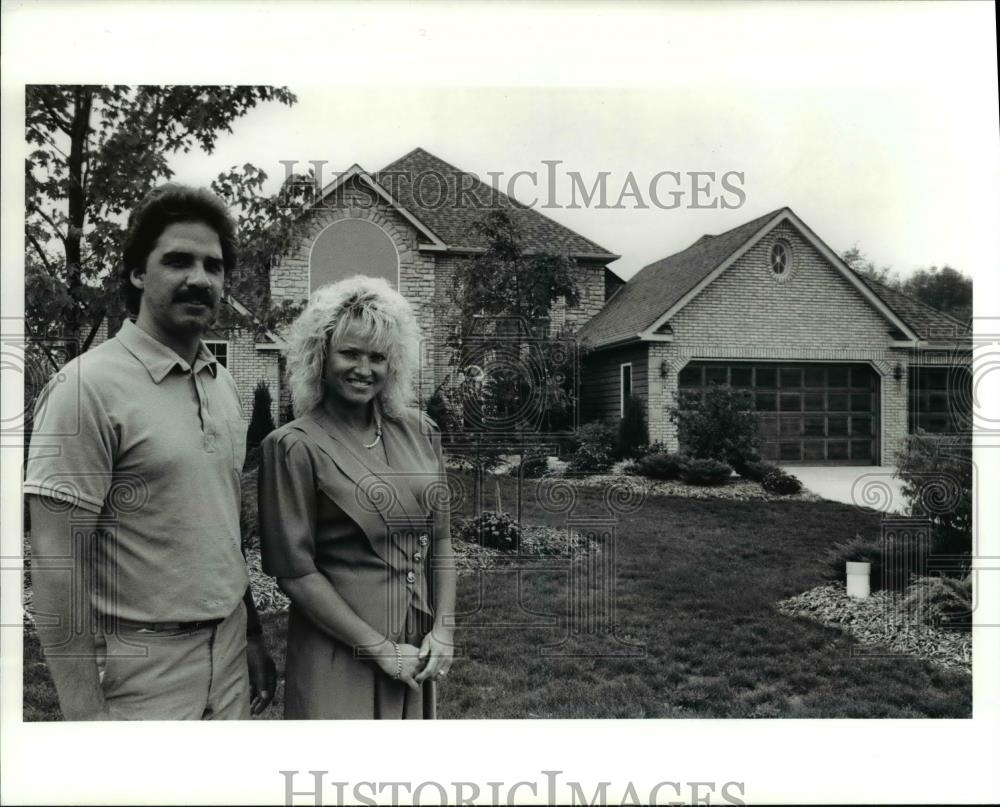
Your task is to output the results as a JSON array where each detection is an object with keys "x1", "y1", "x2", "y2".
[{"x1": 63, "y1": 87, "x2": 92, "y2": 359}]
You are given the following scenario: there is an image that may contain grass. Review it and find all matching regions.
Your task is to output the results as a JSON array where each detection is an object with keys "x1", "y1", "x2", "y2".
[{"x1": 23, "y1": 473, "x2": 972, "y2": 719}]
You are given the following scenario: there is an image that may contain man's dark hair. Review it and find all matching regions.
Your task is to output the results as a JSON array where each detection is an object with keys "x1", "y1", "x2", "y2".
[{"x1": 120, "y1": 183, "x2": 238, "y2": 315}]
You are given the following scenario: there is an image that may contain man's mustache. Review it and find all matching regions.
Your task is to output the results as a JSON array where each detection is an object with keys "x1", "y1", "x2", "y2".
[{"x1": 173, "y1": 290, "x2": 216, "y2": 306}]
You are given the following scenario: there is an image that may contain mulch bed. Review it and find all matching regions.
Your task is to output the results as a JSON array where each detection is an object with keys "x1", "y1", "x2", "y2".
[
  {"x1": 561, "y1": 473, "x2": 822, "y2": 503},
  {"x1": 777, "y1": 582, "x2": 972, "y2": 674},
  {"x1": 452, "y1": 524, "x2": 603, "y2": 572}
]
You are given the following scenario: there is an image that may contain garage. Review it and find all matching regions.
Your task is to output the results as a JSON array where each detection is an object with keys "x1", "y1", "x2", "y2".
[{"x1": 677, "y1": 361, "x2": 880, "y2": 465}]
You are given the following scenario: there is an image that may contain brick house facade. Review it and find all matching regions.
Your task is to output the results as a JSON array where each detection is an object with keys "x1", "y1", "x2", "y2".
[
  {"x1": 578, "y1": 208, "x2": 971, "y2": 466},
  {"x1": 220, "y1": 147, "x2": 621, "y2": 422}
]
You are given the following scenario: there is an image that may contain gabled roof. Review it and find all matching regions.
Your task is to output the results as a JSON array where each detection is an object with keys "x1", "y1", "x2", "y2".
[
  {"x1": 314, "y1": 163, "x2": 448, "y2": 249},
  {"x1": 578, "y1": 207, "x2": 972, "y2": 350},
  {"x1": 577, "y1": 208, "x2": 789, "y2": 347},
  {"x1": 373, "y1": 147, "x2": 618, "y2": 259},
  {"x1": 577, "y1": 207, "x2": 949, "y2": 350},
  {"x1": 854, "y1": 274, "x2": 971, "y2": 343}
]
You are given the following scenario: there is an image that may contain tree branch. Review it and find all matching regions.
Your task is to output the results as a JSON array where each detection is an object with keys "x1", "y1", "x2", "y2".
[
  {"x1": 39, "y1": 96, "x2": 73, "y2": 135},
  {"x1": 22, "y1": 318, "x2": 64, "y2": 372},
  {"x1": 27, "y1": 204, "x2": 68, "y2": 248},
  {"x1": 26, "y1": 232, "x2": 56, "y2": 273}
]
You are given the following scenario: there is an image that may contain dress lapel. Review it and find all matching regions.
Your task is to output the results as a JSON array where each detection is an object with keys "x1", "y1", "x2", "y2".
[{"x1": 298, "y1": 409, "x2": 430, "y2": 540}]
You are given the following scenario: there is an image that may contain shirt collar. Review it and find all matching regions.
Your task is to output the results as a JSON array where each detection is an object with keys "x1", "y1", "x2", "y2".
[{"x1": 116, "y1": 319, "x2": 219, "y2": 384}]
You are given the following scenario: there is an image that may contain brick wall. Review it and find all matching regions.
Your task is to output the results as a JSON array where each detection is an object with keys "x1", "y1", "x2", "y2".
[
  {"x1": 269, "y1": 180, "x2": 611, "y2": 413},
  {"x1": 644, "y1": 221, "x2": 913, "y2": 464},
  {"x1": 221, "y1": 327, "x2": 281, "y2": 422}
]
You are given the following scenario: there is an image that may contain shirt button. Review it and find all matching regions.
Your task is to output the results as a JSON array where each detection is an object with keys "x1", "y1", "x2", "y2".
[
  {"x1": 406, "y1": 571, "x2": 416, "y2": 584},
  {"x1": 418, "y1": 533, "x2": 429, "y2": 546},
  {"x1": 414, "y1": 552, "x2": 422, "y2": 562}
]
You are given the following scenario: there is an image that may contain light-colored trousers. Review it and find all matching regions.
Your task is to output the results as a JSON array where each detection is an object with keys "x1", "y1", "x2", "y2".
[{"x1": 97, "y1": 604, "x2": 250, "y2": 720}]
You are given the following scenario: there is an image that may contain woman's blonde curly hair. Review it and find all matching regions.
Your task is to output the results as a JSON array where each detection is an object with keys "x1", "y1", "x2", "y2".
[{"x1": 285, "y1": 275, "x2": 421, "y2": 419}]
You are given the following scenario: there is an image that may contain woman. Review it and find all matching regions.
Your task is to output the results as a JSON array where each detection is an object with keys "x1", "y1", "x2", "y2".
[{"x1": 259, "y1": 275, "x2": 456, "y2": 719}]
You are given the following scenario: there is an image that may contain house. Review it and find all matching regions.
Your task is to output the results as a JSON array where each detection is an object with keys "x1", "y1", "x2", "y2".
[
  {"x1": 577, "y1": 207, "x2": 972, "y2": 465},
  {"x1": 215, "y1": 147, "x2": 621, "y2": 421}
]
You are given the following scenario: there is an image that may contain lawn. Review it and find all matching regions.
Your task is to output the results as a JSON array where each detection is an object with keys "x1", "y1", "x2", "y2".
[{"x1": 22, "y1": 474, "x2": 972, "y2": 719}]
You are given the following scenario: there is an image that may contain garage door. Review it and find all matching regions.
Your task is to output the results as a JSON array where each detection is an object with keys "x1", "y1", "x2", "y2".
[{"x1": 677, "y1": 362, "x2": 880, "y2": 465}]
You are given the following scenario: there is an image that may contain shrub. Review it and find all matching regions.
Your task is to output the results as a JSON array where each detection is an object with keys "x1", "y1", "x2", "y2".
[
  {"x1": 511, "y1": 449, "x2": 550, "y2": 479},
  {"x1": 458, "y1": 511, "x2": 520, "y2": 551},
  {"x1": 567, "y1": 421, "x2": 618, "y2": 474},
  {"x1": 670, "y1": 385, "x2": 760, "y2": 468},
  {"x1": 823, "y1": 534, "x2": 916, "y2": 592},
  {"x1": 425, "y1": 387, "x2": 455, "y2": 434},
  {"x1": 731, "y1": 451, "x2": 763, "y2": 478},
  {"x1": 247, "y1": 381, "x2": 277, "y2": 450},
  {"x1": 634, "y1": 451, "x2": 688, "y2": 481},
  {"x1": 903, "y1": 575, "x2": 972, "y2": 631},
  {"x1": 760, "y1": 467, "x2": 802, "y2": 495},
  {"x1": 617, "y1": 394, "x2": 648, "y2": 459},
  {"x1": 895, "y1": 434, "x2": 972, "y2": 563},
  {"x1": 737, "y1": 460, "x2": 775, "y2": 483},
  {"x1": 678, "y1": 458, "x2": 733, "y2": 486},
  {"x1": 611, "y1": 458, "x2": 639, "y2": 476}
]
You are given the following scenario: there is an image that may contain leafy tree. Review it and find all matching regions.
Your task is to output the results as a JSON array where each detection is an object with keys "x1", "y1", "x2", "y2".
[
  {"x1": 842, "y1": 246, "x2": 972, "y2": 324},
  {"x1": 210, "y1": 162, "x2": 315, "y2": 336},
  {"x1": 901, "y1": 266, "x2": 972, "y2": 324},
  {"x1": 25, "y1": 85, "x2": 297, "y2": 367}
]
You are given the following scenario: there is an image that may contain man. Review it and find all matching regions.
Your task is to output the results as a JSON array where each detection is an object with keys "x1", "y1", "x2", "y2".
[{"x1": 25, "y1": 183, "x2": 276, "y2": 720}]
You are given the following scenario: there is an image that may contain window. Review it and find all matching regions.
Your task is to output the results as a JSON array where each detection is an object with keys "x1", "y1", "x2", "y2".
[
  {"x1": 769, "y1": 239, "x2": 793, "y2": 280},
  {"x1": 204, "y1": 340, "x2": 229, "y2": 368},
  {"x1": 620, "y1": 363, "x2": 633, "y2": 417},
  {"x1": 309, "y1": 218, "x2": 399, "y2": 293},
  {"x1": 908, "y1": 366, "x2": 972, "y2": 434}
]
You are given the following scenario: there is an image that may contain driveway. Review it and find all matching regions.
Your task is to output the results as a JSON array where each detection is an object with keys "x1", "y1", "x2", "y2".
[{"x1": 782, "y1": 465, "x2": 908, "y2": 514}]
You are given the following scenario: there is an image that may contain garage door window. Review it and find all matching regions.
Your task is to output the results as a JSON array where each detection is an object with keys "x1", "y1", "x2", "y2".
[{"x1": 678, "y1": 362, "x2": 879, "y2": 464}]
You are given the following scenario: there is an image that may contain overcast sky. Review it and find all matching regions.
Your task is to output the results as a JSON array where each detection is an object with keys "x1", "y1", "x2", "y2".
[
  {"x1": 4, "y1": 2, "x2": 997, "y2": 285},
  {"x1": 129, "y1": 2, "x2": 1000, "y2": 284}
]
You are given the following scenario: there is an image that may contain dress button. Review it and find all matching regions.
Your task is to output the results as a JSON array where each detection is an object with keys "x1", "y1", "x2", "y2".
[
  {"x1": 414, "y1": 552, "x2": 422, "y2": 562},
  {"x1": 406, "y1": 571, "x2": 416, "y2": 584}
]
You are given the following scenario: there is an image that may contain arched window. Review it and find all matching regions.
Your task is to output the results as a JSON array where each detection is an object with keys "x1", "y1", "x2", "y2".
[{"x1": 309, "y1": 219, "x2": 399, "y2": 293}]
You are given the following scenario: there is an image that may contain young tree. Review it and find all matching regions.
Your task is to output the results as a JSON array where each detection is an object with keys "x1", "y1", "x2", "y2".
[
  {"x1": 450, "y1": 209, "x2": 581, "y2": 516},
  {"x1": 25, "y1": 85, "x2": 297, "y2": 365},
  {"x1": 451, "y1": 209, "x2": 580, "y2": 435}
]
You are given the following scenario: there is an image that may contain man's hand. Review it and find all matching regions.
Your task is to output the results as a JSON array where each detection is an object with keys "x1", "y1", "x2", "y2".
[{"x1": 246, "y1": 634, "x2": 277, "y2": 715}]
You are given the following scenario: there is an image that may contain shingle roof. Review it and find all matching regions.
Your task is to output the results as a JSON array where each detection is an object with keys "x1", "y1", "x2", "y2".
[
  {"x1": 854, "y1": 274, "x2": 971, "y2": 342},
  {"x1": 578, "y1": 206, "x2": 970, "y2": 348},
  {"x1": 374, "y1": 148, "x2": 617, "y2": 258},
  {"x1": 577, "y1": 208, "x2": 786, "y2": 347}
]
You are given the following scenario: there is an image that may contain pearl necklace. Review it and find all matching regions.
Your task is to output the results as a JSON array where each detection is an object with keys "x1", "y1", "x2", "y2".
[{"x1": 363, "y1": 417, "x2": 383, "y2": 449}]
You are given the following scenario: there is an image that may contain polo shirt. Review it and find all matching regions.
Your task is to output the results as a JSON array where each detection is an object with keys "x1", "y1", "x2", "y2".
[{"x1": 24, "y1": 320, "x2": 249, "y2": 623}]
